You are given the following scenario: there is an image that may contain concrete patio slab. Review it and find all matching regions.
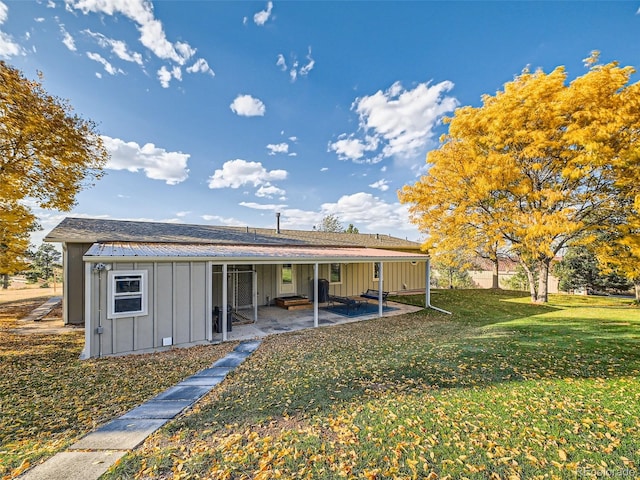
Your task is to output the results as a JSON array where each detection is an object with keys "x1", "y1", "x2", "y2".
[
  {"x1": 120, "y1": 399, "x2": 193, "y2": 419},
  {"x1": 69, "y1": 418, "x2": 167, "y2": 451},
  {"x1": 20, "y1": 450, "x2": 126, "y2": 480}
]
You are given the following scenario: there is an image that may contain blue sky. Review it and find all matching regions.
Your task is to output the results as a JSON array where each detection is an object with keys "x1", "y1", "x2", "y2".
[{"x1": 2, "y1": 1, "x2": 640, "y2": 246}]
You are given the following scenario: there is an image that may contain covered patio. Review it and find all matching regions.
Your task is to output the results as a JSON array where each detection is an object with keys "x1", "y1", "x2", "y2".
[{"x1": 224, "y1": 300, "x2": 424, "y2": 342}]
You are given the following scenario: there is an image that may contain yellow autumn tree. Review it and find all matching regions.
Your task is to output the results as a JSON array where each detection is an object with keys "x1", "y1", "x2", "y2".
[
  {"x1": 0, "y1": 203, "x2": 36, "y2": 288},
  {"x1": 0, "y1": 61, "x2": 108, "y2": 281},
  {"x1": 400, "y1": 53, "x2": 640, "y2": 303}
]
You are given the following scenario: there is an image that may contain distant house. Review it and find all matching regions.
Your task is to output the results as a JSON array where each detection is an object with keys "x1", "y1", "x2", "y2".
[
  {"x1": 468, "y1": 256, "x2": 560, "y2": 293},
  {"x1": 45, "y1": 217, "x2": 430, "y2": 359}
]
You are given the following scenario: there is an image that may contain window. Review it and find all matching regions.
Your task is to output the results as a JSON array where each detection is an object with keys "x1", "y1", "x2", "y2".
[
  {"x1": 281, "y1": 264, "x2": 293, "y2": 284},
  {"x1": 373, "y1": 262, "x2": 380, "y2": 280},
  {"x1": 330, "y1": 263, "x2": 342, "y2": 284},
  {"x1": 108, "y1": 270, "x2": 147, "y2": 318}
]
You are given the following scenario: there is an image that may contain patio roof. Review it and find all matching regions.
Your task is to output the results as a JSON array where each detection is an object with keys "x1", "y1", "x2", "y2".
[{"x1": 83, "y1": 242, "x2": 429, "y2": 264}]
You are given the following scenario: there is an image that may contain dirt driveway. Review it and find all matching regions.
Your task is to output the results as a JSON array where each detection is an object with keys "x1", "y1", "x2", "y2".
[{"x1": 1, "y1": 289, "x2": 80, "y2": 335}]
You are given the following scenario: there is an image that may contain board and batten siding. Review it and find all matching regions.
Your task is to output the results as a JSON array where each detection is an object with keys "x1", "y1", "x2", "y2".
[
  {"x1": 64, "y1": 242, "x2": 93, "y2": 326},
  {"x1": 254, "y1": 261, "x2": 426, "y2": 303},
  {"x1": 88, "y1": 261, "x2": 211, "y2": 357}
]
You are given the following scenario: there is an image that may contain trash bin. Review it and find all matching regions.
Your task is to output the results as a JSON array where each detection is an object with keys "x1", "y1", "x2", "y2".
[{"x1": 212, "y1": 306, "x2": 232, "y2": 333}]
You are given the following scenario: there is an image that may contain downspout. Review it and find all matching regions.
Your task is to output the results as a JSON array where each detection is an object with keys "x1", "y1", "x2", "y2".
[
  {"x1": 313, "y1": 263, "x2": 319, "y2": 328},
  {"x1": 378, "y1": 261, "x2": 383, "y2": 318},
  {"x1": 425, "y1": 258, "x2": 452, "y2": 315},
  {"x1": 92, "y1": 263, "x2": 108, "y2": 357}
]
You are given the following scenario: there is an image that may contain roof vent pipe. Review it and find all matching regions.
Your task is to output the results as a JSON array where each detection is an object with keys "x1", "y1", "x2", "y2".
[{"x1": 276, "y1": 212, "x2": 281, "y2": 234}]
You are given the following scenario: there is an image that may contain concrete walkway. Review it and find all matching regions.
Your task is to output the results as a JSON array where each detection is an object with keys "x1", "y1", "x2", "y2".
[
  {"x1": 20, "y1": 296, "x2": 62, "y2": 322},
  {"x1": 20, "y1": 339, "x2": 262, "y2": 480}
]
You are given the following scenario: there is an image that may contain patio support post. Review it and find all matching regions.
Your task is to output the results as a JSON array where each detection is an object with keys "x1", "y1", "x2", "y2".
[
  {"x1": 252, "y1": 264, "x2": 258, "y2": 323},
  {"x1": 378, "y1": 262, "x2": 384, "y2": 318},
  {"x1": 313, "y1": 263, "x2": 319, "y2": 327},
  {"x1": 222, "y1": 263, "x2": 228, "y2": 341},
  {"x1": 425, "y1": 258, "x2": 430, "y2": 308}
]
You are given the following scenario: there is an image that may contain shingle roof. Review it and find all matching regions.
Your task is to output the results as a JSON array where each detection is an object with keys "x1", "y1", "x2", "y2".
[{"x1": 45, "y1": 217, "x2": 422, "y2": 251}]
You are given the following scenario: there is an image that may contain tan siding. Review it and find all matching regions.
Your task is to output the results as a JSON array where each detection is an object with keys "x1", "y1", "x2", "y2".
[{"x1": 65, "y1": 243, "x2": 92, "y2": 325}]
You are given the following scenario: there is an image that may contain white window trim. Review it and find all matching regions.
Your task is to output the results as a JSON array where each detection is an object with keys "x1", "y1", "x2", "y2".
[
  {"x1": 107, "y1": 270, "x2": 148, "y2": 319},
  {"x1": 329, "y1": 263, "x2": 342, "y2": 285}
]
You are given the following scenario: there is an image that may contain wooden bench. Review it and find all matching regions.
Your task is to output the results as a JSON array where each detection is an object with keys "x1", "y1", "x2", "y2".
[
  {"x1": 361, "y1": 289, "x2": 389, "y2": 304},
  {"x1": 328, "y1": 295, "x2": 364, "y2": 313}
]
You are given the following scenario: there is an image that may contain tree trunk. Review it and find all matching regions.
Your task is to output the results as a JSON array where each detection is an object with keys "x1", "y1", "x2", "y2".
[
  {"x1": 492, "y1": 258, "x2": 500, "y2": 289},
  {"x1": 521, "y1": 262, "x2": 538, "y2": 302},
  {"x1": 537, "y1": 258, "x2": 551, "y2": 303},
  {"x1": 1, "y1": 274, "x2": 8, "y2": 289},
  {"x1": 635, "y1": 281, "x2": 640, "y2": 302}
]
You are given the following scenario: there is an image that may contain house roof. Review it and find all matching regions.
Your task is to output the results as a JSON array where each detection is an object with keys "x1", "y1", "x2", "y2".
[
  {"x1": 470, "y1": 256, "x2": 520, "y2": 272},
  {"x1": 83, "y1": 242, "x2": 429, "y2": 264},
  {"x1": 45, "y1": 217, "x2": 422, "y2": 251}
]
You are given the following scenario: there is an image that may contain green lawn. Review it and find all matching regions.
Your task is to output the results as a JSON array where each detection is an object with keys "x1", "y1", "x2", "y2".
[{"x1": 100, "y1": 290, "x2": 640, "y2": 479}]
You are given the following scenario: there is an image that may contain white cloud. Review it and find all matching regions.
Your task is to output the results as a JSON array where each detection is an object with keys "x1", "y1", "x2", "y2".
[
  {"x1": 102, "y1": 135, "x2": 190, "y2": 184},
  {"x1": 320, "y1": 192, "x2": 412, "y2": 232},
  {"x1": 266, "y1": 142, "x2": 288, "y2": 155},
  {"x1": 176, "y1": 211, "x2": 190, "y2": 217},
  {"x1": 239, "y1": 192, "x2": 417, "y2": 235},
  {"x1": 87, "y1": 51, "x2": 123, "y2": 75},
  {"x1": 60, "y1": 26, "x2": 76, "y2": 51},
  {"x1": 230, "y1": 94, "x2": 266, "y2": 117},
  {"x1": 201, "y1": 214, "x2": 246, "y2": 226},
  {"x1": 329, "y1": 80, "x2": 458, "y2": 164},
  {"x1": 369, "y1": 179, "x2": 390, "y2": 192},
  {"x1": 0, "y1": 2, "x2": 25, "y2": 58},
  {"x1": 253, "y1": 1, "x2": 273, "y2": 26},
  {"x1": 239, "y1": 202, "x2": 287, "y2": 211},
  {"x1": 299, "y1": 47, "x2": 315, "y2": 76},
  {"x1": 157, "y1": 65, "x2": 182, "y2": 88},
  {"x1": 84, "y1": 30, "x2": 143, "y2": 65},
  {"x1": 329, "y1": 135, "x2": 380, "y2": 163},
  {"x1": 278, "y1": 46, "x2": 315, "y2": 82},
  {"x1": 68, "y1": 0, "x2": 196, "y2": 64},
  {"x1": 256, "y1": 184, "x2": 286, "y2": 199},
  {"x1": 67, "y1": 0, "x2": 213, "y2": 86},
  {"x1": 35, "y1": 17, "x2": 45, "y2": 22},
  {"x1": 209, "y1": 159, "x2": 287, "y2": 189},
  {"x1": 320, "y1": 167, "x2": 329, "y2": 172},
  {"x1": 186, "y1": 58, "x2": 214, "y2": 76}
]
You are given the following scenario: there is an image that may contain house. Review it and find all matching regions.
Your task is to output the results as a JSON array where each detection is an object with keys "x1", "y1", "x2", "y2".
[
  {"x1": 468, "y1": 256, "x2": 560, "y2": 293},
  {"x1": 45, "y1": 217, "x2": 431, "y2": 358}
]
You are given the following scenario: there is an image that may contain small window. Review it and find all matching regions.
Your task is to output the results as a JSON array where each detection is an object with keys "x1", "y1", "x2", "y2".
[
  {"x1": 373, "y1": 262, "x2": 380, "y2": 280},
  {"x1": 108, "y1": 270, "x2": 147, "y2": 318},
  {"x1": 330, "y1": 263, "x2": 342, "y2": 284},
  {"x1": 281, "y1": 264, "x2": 293, "y2": 284}
]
